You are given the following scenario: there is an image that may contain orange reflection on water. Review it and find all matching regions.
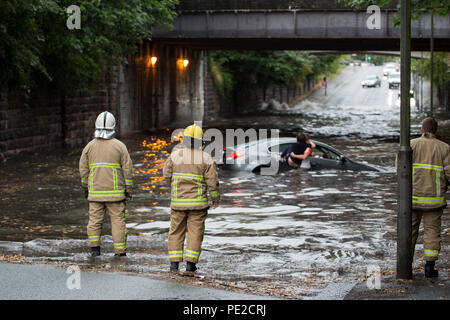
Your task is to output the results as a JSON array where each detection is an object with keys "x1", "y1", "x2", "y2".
[{"x1": 136, "y1": 135, "x2": 175, "y2": 194}]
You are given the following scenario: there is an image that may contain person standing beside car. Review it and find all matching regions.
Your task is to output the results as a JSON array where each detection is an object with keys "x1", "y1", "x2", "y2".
[{"x1": 285, "y1": 132, "x2": 316, "y2": 169}]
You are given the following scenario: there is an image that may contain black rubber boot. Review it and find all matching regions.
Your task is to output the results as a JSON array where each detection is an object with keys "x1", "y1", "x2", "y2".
[
  {"x1": 183, "y1": 262, "x2": 197, "y2": 277},
  {"x1": 186, "y1": 262, "x2": 197, "y2": 272},
  {"x1": 170, "y1": 262, "x2": 179, "y2": 272},
  {"x1": 425, "y1": 261, "x2": 439, "y2": 278},
  {"x1": 114, "y1": 253, "x2": 127, "y2": 257},
  {"x1": 91, "y1": 246, "x2": 101, "y2": 257}
]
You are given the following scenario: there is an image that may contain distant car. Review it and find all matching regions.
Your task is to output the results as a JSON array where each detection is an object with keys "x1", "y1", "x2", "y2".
[
  {"x1": 361, "y1": 75, "x2": 381, "y2": 88},
  {"x1": 340, "y1": 60, "x2": 350, "y2": 65},
  {"x1": 388, "y1": 72, "x2": 401, "y2": 89},
  {"x1": 353, "y1": 60, "x2": 362, "y2": 66},
  {"x1": 220, "y1": 138, "x2": 380, "y2": 173},
  {"x1": 383, "y1": 63, "x2": 399, "y2": 76}
]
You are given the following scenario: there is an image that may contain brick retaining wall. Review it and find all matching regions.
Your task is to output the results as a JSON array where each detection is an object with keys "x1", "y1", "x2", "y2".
[{"x1": 0, "y1": 69, "x2": 119, "y2": 157}]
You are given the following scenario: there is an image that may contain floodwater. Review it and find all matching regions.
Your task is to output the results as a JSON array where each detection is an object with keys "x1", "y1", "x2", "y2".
[{"x1": 0, "y1": 65, "x2": 448, "y2": 298}]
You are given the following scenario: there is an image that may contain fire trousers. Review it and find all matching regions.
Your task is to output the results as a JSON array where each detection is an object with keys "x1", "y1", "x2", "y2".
[
  {"x1": 168, "y1": 209, "x2": 207, "y2": 263},
  {"x1": 411, "y1": 209, "x2": 443, "y2": 262},
  {"x1": 87, "y1": 201, "x2": 127, "y2": 254}
]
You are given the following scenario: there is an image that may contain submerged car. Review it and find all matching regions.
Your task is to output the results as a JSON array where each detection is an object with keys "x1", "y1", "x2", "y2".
[
  {"x1": 220, "y1": 137, "x2": 380, "y2": 173},
  {"x1": 361, "y1": 75, "x2": 381, "y2": 88}
]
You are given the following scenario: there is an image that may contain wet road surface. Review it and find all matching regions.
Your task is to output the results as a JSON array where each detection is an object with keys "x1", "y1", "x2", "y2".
[{"x1": 0, "y1": 65, "x2": 448, "y2": 299}]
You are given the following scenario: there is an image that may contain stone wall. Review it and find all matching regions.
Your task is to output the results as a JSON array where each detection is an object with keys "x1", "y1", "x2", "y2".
[
  {"x1": 233, "y1": 78, "x2": 319, "y2": 114},
  {"x1": 0, "y1": 69, "x2": 120, "y2": 157},
  {"x1": 203, "y1": 57, "x2": 230, "y2": 120},
  {"x1": 1, "y1": 42, "x2": 214, "y2": 158},
  {"x1": 119, "y1": 43, "x2": 208, "y2": 133}
]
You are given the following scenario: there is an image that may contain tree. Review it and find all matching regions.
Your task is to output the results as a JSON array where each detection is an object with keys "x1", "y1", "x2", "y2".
[
  {"x1": 0, "y1": 0, "x2": 178, "y2": 97},
  {"x1": 339, "y1": 0, "x2": 450, "y2": 21},
  {"x1": 209, "y1": 51, "x2": 341, "y2": 99}
]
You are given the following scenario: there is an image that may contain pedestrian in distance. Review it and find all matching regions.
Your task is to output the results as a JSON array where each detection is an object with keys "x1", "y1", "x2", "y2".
[
  {"x1": 163, "y1": 124, "x2": 220, "y2": 276},
  {"x1": 79, "y1": 111, "x2": 133, "y2": 258},
  {"x1": 410, "y1": 117, "x2": 450, "y2": 277}
]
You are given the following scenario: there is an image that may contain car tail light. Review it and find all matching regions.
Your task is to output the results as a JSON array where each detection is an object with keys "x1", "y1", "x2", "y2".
[{"x1": 226, "y1": 152, "x2": 245, "y2": 160}]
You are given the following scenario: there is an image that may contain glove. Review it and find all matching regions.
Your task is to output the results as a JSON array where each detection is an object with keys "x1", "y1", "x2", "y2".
[
  {"x1": 125, "y1": 191, "x2": 132, "y2": 201},
  {"x1": 211, "y1": 198, "x2": 219, "y2": 209},
  {"x1": 84, "y1": 188, "x2": 88, "y2": 199}
]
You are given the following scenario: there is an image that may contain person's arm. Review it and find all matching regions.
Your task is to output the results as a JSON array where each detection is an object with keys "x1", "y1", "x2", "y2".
[
  {"x1": 290, "y1": 148, "x2": 312, "y2": 160},
  {"x1": 79, "y1": 145, "x2": 90, "y2": 197},
  {"x1": 204, "y1": 156, "x2": 220, "y2": 208},
  {"x1": 307, "y1": 140, "x2": 316, "y2": 149},
  {"x1": 444, "y1": 145, "x2": 450, "y2": 189},
  {"x1": 163, "y1": 155, "x2": 173, "y2": 185},
  {"x1": 121, "y1": 144, "x2": 133, "y2": 197}
]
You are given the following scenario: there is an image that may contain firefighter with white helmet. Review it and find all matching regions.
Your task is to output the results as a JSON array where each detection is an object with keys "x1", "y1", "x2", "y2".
[
  {"x1": 79, "y1": 111, "x2": 133, "y2": 257},
  {"x1": 163, "y1": 124, "x2": 220, "y2": 275}
]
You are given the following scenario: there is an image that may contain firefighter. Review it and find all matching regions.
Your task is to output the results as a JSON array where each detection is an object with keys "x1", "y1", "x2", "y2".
[
  {"x1": 410, "y1": 117, "x2": 450, "y2": 277},
  {"x1": 79, "y1": 111, "x2": 133, "y2": 257},
  {"x1": 163, "y1": 124, "x2": 220, "y2": 275}
]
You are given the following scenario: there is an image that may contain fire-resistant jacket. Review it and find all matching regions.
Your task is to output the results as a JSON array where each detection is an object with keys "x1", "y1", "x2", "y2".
[
  {"x1": 79, "y1": 138, "x2": 133, "y2": 202},
  {"x1": 411, "y1": 134, "x2": 450, "y2": 210},
  {"x1": 163, "y1": 147, "x2": 220, "y2": 211}
]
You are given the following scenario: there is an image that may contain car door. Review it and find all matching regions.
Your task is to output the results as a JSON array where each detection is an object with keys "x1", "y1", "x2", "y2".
[{"x1": 310, "y1": 146, "x2": 348, "y2": 170}]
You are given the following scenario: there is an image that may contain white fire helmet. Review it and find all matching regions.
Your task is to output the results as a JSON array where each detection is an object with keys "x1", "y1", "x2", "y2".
[{"x1": 94, "y1": 111, "x2": 116, "y2": 139}]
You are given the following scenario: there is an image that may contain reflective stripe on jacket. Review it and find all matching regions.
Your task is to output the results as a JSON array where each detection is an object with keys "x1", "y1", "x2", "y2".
[
  {"x1": 163, "y1": 147, "x2": 220, "y2": 211},
  {"x1": 411, "y1": 134, "x2": 450, "y2": 210},
  {"x1": 79, "y1": 138, "x2": 133, "y2": 202}
]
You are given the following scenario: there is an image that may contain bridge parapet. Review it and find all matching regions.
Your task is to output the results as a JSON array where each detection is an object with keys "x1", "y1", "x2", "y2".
[{"x1": 153, "y1": 1, "x2": 449, "y2": 51}]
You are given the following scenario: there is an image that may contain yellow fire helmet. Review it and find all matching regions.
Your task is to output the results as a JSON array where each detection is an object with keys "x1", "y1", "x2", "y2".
[{"x1": 183, "y1": 124, "x2": 203, "y2": 140}]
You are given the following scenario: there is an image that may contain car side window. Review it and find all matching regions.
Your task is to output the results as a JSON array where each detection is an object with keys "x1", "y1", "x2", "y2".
[{"x1": 313, "y1": 146, "x2": 341, "y2": 160}]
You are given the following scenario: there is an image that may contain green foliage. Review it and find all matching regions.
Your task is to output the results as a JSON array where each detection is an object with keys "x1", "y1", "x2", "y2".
[
  {"x1": 209, "y1": 51, "x2": 341, "y2": 98},
  {"x1": 412, "y1": 52, "x2": 450, "y2": 86},
  {"x1": 352, "y1": 54, "x2": 399, "y2": 65},
  {"x1": 370, "y1": 55, "x2": 398, "y2": 65},
  {"x1": 0, "y1": 0, "x2": 178, "y2": 96},
  {"x1": 339, "y1": 0, "x2": 450, "y2": 22},
  {"x1": 208, "y1": 55, "x2": 234, "y2": 99}
]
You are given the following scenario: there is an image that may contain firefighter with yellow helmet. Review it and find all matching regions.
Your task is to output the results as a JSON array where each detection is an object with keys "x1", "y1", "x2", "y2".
[
  {"x1": 79, "y1": 111, "x2": 133, "y2": 257},
  {"x1": 163, "y1": 124, "x2": 220, "y2": 274}
]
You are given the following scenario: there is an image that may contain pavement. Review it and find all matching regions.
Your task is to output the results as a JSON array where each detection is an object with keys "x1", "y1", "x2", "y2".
[
  {"x1": 344, "y1": 272, "x2": 449, "y2": 300},
  {"x1": 0, "y1": 262, "x2": 276, "y2": 300},
  {"x1": 306, "y1": 273, "x2": 449, "y2": 300},
  {"x1": 1, "y1": 261, "x2": 448, "y2": 300}
]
